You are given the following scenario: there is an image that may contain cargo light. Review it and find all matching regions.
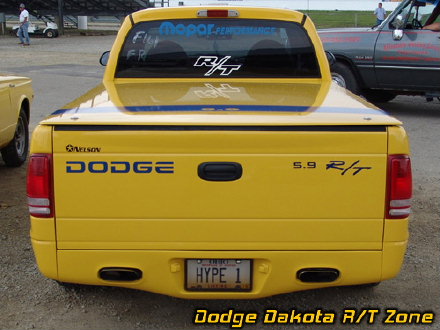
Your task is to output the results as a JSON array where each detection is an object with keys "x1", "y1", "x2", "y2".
[
  {"x1": 197, "y1": 9, "x2": 239, "y2": 18},
  {"x1": 386, "y1": 155, "x2": 412, "y2": 219},
  {"x1": 27, "y1": 153, "x2": 53, "y2": 218}
]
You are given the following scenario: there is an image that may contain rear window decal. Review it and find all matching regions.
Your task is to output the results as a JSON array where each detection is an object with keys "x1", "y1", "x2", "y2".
[
  {"x1": 160, "y1": 22, "x2": 215, "y2": 37},
  {"x1": 194, "y1": 56, "x2": 242, "y2": 76},
  {"x1": 116, "y1": 19, "x2": 321, "y2": 78},
  {"x1": 159, "y1": 21, "x2": 277, "y2": 37},
  {"x1": 194, "y1": 83, "x2": 241, "y2": 99}
]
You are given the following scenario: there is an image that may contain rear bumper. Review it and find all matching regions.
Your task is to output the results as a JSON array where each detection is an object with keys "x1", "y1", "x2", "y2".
[{"x1": 31, "y1": 241, "x2": 407, "y2": 299}]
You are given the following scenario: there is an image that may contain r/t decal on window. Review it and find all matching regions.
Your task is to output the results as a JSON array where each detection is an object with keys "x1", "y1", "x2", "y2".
[
  {"x1": 194, "y1": 83, "x2": 241, "y2": 99},
  {"x1": 194, "y1": 56, "x2": 242, "y2": 76}
]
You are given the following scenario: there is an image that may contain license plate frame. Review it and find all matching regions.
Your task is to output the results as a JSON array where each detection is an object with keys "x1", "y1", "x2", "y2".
[{"x1": 185, "y1": 259, "x2": 253, "y2": 292}]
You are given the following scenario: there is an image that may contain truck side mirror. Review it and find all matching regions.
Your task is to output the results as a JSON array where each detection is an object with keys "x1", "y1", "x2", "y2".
[
  {"x1": 100, "y1": 51, "x2": 110, "y2": 66},
  {"x1": 392, "y1": 15, "x2": 404, "y2": 41},
  {"x1": 393, "y1": 29, "x2": 404, "y2": 41},
  {"x1": 325, "y1": 51, "x2": 336, "y2": 68}
]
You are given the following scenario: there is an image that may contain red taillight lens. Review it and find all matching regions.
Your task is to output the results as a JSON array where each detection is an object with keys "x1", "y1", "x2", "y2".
[
  {"x1": 387, "y1": 155, "x2": 412, "y2": 219},
  {"x1": 27, "y1": 153, "x2": 53, "y2": 218}
]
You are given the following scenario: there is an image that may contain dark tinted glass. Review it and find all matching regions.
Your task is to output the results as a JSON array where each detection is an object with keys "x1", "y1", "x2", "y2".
[{"x1": 116, "y1": 19, "x2": 320, "y2": 78}]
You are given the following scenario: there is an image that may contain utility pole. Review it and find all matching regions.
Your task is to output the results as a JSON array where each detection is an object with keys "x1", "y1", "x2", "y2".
[{"x1": 57, "y1": 0, "x2": 64, "y2": 35}]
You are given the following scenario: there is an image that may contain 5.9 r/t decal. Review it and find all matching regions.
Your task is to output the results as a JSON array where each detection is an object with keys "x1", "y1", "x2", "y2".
[
  {"x1": 194, "y1": 56, "x2": 242, "y2": 76},
  {"x1": 293, "y1": 160, "x2": 372, "y2": 176}
]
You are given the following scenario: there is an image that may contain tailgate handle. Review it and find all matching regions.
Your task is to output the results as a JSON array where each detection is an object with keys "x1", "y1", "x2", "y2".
[{"x1": 198, "y1": 162, "x2": 242, "y2": 181}]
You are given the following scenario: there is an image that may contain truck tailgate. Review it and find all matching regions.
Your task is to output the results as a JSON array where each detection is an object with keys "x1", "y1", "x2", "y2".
[{"x1": 52, "y1": 125, "x2": 387, "y2": 251}]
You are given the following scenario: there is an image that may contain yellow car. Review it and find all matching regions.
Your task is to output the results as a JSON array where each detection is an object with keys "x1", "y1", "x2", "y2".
[
  {"x1": 28, "y1": 7, "x2": 411, "y2": 299},
  {"x1": 0, "y1": 75, "x2": 33, "y2": 167}
]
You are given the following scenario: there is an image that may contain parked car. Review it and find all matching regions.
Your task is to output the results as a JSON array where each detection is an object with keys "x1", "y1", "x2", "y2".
[
  {"x1": 12, "y1": 22, "x2": 58, "y2": 38},
  {"x1": 320, "y1": 0, "x2": 440, "y2": 102},
  {"x1": 0, "y1": 75, "x2": 33, "y2": 167}
]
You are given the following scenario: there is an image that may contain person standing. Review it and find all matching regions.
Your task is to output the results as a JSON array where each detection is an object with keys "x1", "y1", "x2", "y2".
[
  {"x1": 18, "y1": 3, "x2": 30, "y2": 46},
  {"x1": 374, "y1": 3, "x2": 387, "y2": 25}
]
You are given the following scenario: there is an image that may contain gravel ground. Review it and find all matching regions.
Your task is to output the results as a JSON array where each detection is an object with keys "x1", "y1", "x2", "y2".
[{"x1": 0, "y1": 34, "x2": 439, "y2": 330}]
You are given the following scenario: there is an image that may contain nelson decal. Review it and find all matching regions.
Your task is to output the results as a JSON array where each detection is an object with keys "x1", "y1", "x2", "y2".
[{"x1": 66, "y1": 144, "x2": 101, "y2": 153}]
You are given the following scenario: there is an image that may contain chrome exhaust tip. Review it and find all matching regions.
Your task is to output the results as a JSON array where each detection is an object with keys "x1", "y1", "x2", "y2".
[
  {"x1": 297, "y1": 268, "x2": 340, "y2": 283},
  {"x1": 99, "y1": 267, "x2": 142, "y2": 282}
]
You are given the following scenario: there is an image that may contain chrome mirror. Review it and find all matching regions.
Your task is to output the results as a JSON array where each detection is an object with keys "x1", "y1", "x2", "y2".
[
  {"x1": 393, "y1": 29, "x2": 404, "y2": 41},
  {"x1": 325, "y1": 51, "x2": 336, "y2": 68},
  {"x1": 99, "y1": 51, "x2": 110, "y2": 66}
]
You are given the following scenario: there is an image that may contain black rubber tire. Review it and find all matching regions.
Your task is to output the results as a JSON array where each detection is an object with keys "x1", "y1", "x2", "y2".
[
  {"x1": 1, "y1": 108, "x2": 29, "y2": 167},
  {"x1": 331, "y1": 62, "x2": 361, "y2": 95},
  {"x1": 44, "y1": 29, "x2": 54, "y2": 38},
  {"x1": 363, "y1": 90, "x2": 396, "y2": 103}
]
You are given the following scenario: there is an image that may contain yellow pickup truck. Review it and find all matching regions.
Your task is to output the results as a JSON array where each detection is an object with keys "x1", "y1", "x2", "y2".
[
  {"x1": 0, "y1": 75, "x2": 33, "y2": 167},
  {"x1": 27, "y1": 7, "x2": 412, "y2": 299}
]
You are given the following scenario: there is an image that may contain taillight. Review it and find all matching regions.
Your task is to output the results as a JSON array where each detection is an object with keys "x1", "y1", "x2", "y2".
[
  {"x1": 386, "y1": 155, "x2": 412, "y2": 219},
  {"x1": 197, "y1": 9, "x2": 239, "y2": 18},
  {"x1": 27, "y1": 153, "x2": 53, "y2": 218}
]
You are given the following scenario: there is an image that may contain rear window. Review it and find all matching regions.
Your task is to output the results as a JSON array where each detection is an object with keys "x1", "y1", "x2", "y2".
[{"x1": 116, "y1": 19, "x2": 321, "y2": 78}]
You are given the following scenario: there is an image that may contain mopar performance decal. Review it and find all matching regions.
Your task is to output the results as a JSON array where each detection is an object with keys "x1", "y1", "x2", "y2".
[
  {"x1": 194, "y1": 56, "x2": 242, "y2": 76},
  {"x1": 66, "y1": 161, "x2": 174, "y2": 173},
  {"x1": 160, "y1": 21, "x2": 215, "y2": 37},
  {"x1": 159, "y1": 21, "x2": 276, "y2": 37}
]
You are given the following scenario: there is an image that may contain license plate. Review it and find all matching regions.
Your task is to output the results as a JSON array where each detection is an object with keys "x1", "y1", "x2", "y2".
[{"x1": 186, "y1": 259, "x2": 252, "y2": 291}]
